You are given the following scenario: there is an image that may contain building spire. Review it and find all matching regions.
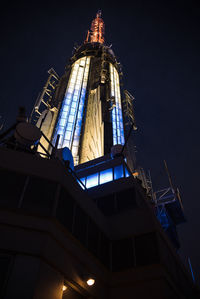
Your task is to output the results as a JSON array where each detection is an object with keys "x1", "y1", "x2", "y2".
[{"x1": 85, "y1": 11, "x2": 105, "y2": 44}]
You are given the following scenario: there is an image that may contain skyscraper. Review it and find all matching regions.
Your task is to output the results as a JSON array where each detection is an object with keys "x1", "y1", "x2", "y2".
[
  {"x1": 0, "y1": 11, "x2": 199, "y2": 299},
  {"x1": 33, "y1": 11, "x2": 134, "y2": 167}
]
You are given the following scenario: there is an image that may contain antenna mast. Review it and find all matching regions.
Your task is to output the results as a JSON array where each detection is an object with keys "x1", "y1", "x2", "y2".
[{"x1": 85, "y1": 11, "x2": 105, "y2": 44}]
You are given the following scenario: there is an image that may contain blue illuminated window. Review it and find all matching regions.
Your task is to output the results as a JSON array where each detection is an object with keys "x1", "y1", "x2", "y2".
[
  {"x1": 114, "y1": 165, "x2": 124, "y2": 180},
  {"x1": 67, "y1": 123, "x2": 73, "y2": 130},
  {"x1": 110, "y1": 64, "x2": 125, "y2": 146},
  {"x1": 125, "y1": 166, "x2": 130, "y2": 177},
  {"x1": 53, "y1": 56, "x2": 91, "y2": 165},
  {"x1": 86, "y1": 173, "x2": 99, "y2": 188},
  {"x1": 100, "y1": 168, "x2": 113, "y2": 185},
  {"x1": 78, "y1": 164, "x2": 131, "y2": 190},
  {"x1": 78, "y1": 177, "x2": 86, "y2": 188}
]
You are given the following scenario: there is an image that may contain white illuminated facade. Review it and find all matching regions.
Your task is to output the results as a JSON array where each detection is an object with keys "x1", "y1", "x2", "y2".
[
  {"x1": 53, "y1": 56, "x2": 91, "y2": 164},
  {"x1": 110, "y1": 64, "x2": 125, "y2": 146},
  {"x1": 52, "y1": 52, "x2": 125, "y2": 166},
  {"x1": 34, "y1": 12, "x2": 129, "y2": 168}
]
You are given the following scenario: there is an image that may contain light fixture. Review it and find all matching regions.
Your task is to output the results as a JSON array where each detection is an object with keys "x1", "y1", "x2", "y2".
[
  {"x1": 79, "y1": 271, "x2": 96, "y2": 286},
  {"x1": 86, "y1": 278, "x2": 95, "y2": 286},
  {"x1": 63, "y1": 285, "x2": 67, "y2": 291}
]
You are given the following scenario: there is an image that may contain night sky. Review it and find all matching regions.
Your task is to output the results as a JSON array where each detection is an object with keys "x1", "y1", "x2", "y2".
[{"x1": 1, "y1": 0, "x2": 200, "y2": 285}]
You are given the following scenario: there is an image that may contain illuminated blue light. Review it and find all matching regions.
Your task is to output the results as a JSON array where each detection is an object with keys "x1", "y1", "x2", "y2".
[
  {"x1": 125, "y1": 167, "x2": 130, "y2": 177},
  {"x1": 100, "y1": 168, "x2": 113, "y2": 185},
  {"x1": 114, "y1": 165, "x2": 124, "y2": 180},
  {"x1": 78, "y1": 163, "x2": 132, "y2": 189},
  {"x1": 86, "y1": 173, "x2": 99, "y2": 188},
  {"x1": 80, "y1": 177, "x2": 86, "y2": 185},
  {"x1": 53, "y1": 56, "x2": 91, "y2": 164},
  {"x1": 110, "y1": 64, "x2": 125, "y2": 146}
]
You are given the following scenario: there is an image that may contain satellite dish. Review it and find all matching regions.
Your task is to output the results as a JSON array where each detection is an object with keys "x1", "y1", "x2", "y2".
[
  {"x1": 14, "y1": 122, "x2": 42, "y2": 145},
  {"x1": 55, "y1": 147, "x2": 74, "y2": 170}
]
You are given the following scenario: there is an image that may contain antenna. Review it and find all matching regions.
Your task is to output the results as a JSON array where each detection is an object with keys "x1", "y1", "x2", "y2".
[
  {"x1": 164, "y1": 160, "x2": 175, "y2": 192},
  {"x1": 85, "y1": 11, "x2": 105, "y2": 44},
  {"x1": 188, "y1": 257, "x2": 195, "y2": 283}
]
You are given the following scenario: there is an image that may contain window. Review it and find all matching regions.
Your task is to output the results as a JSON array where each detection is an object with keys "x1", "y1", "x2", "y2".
[
  {"x1": 100, "y1": 168, "x2": 113, "y2": 185},
  {"x1": 23, "y1": 177, "x2": 57, "y2": 214},
  {"x1": 70, "y1": 108, "x2": 76, "y2": 115},
  {"x1": 114, "y1": 165, "x2": 124, "y2": 180},
  {"x1": 125, "y1": 166, "x2": 130, "y2": 177},
  {"x1": 80, "y1": 177, "x2": 86, "y2": 185},
  {"x1": 88, "y1": 218, "x2": 100, "y2": 256},
  {"x1": 86, "y1": 173, "x2": 98, "y2": 188},
  {"x1": 73, "y1": 205, "x2": 88, "y2": 246},
  {"x1": 53, "y1": 56, "x2": 91, "y2": 164},
  {"x1": 64, "y1": 131, "x2": 71, "y2": 140},
  {"x1": 63, "y1": 140, "x2": 70, "y2": 148},
  {"x1": 110, "y1": 64, "x2": 125, "y2": 146},
  {"x1": 56, "y1": 188, "x2": 74, "y2": 232},
  {"x1": 68, "y1": 115, "x2": 74, "y2": 123},
  {"x1": 112, "y1": 238, "x2": 134, "y2": 271},
  {"x1": 0, "y1": 255, "x2": 12, "y2": 296},
  {"x1": 135, "y1": 233, "x2": 159, "y2": 266},
  {"x1": 78, "y1": 164, "x2": 132, "y2": 189},
  {"x1": 59, "y1": 118, "x2": 66, "y2": 126}
]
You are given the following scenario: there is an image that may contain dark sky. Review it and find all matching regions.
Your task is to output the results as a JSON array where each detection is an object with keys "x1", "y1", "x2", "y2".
[{"x1": 1, "y1": 0, "x2": 200, "y2": 285}]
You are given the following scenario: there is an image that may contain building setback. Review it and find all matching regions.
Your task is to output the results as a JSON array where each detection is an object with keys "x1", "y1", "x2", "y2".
[{"x1": 0, "y1": 11, "x2": 199, "y2": 299}]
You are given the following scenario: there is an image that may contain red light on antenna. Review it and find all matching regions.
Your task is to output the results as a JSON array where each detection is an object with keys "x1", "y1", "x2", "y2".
[{"x1": 85, "y1": 11, "x2": 105, "y2": 44}]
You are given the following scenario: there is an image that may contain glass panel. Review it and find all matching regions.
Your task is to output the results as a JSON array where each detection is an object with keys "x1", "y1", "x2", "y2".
[
  {"x1": 124, "y1": 166, "x2": 130, "y2": 177},
  {"x1": 59, "y1": 118, "x2": 66, "y2": 126},
  {"x1": 73, "y1": 205, "x2": 88, "y2": 245},
  {"x1": 112, "y1": 238, "x2": 134, "y2": 271},
  {"x1": 64, "y1": 131, "x2": 71, "y2": 140},
  {"x1": 80, "y1": 177, "x2": 86, "y2": 185},
  {"x1": 88, "y1": 218, "x2": 100, "y2": 257},
  {"x1": 53, "y1": 56, "x2": 91, "y2": 159},
  {"x1": 56, "y1": 188, "x2": 74, "y2": 232},
  {"x1": 62, "y1": 105, "x2": 69, "y2": 112},
  {"x1": 70, "y1": 108, "x2": 76, "y2": 115},
  {"x1": 67, "y1": 122, "x2": 73, "y2": 130},
  {"x1": 68, "y1": 115, "x2": 74, "y2": 122},
  {"x1": 114, "y1": 165, "x2": 124, "y2": 180},
  {"x1": 63, "y1": 140, "x2": 70, "y2": 148},
  {"x1": 71, "y1": 101, "x2": 77, "y2": 108},
  {"x1": 57, "y1": 127, "x2": 64, "y2": 135},
  {"x1": 100, "y1": 168, "x2": 113, "y2": 185},
  {"x1": 110, "y1": 63, "x2": 125, "y2": 146},
  {"x1": 86, "y1": 173, "x2": 99, "y2": 188}
]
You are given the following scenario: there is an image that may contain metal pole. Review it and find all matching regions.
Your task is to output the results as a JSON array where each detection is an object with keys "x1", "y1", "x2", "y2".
[
  {"x1": 51, "y1": 134, "x2": 60, "y2": 158},
  {"x1": 188, "y1": 257, "x2": 195, "y2": 283},
  {"x1": 121, "y1": 122, "x2": 135, "y2": 155},
  {"x1": 164, "y1": 160, "x2": 174, "y2": 192}
]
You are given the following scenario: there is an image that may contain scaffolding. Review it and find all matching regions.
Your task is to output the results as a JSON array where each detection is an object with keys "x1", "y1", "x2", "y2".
[
  {"x1": 123, "y1": 90, "x2": 137, "y2": 129},
  {"x1": 29, "y1": 68, "x2": 59, "y2": 123},
  {"x1": 151, "y1": 162, "x2": 186, "y2": 249}
]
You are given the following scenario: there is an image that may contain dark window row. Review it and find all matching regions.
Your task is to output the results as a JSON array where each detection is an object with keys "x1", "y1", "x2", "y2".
[
  {"x1": 0, "y1": 254, "x2": 13, "y2": 297},
  {"x1": 56, "y1": 187, "x2": 110, "y2": 268},
  {"x1": 0, "y1": 169, "x2": 27, "y2": 207},
  {"x1": 56, "y1": 187, "x2": 159, "y2": 271},
  {"x1": 95, "y1": 187, "x2": 137, "y2": 216},
  {"x1": 0, "y1": 169, "x2": 159, "y2": 271},
  {"x1": 0, "y1": 169, "x2": 57, "y2": 214}
]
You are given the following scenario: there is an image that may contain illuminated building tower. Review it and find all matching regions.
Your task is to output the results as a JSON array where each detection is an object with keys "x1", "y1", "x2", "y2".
[
  {"x1": 33, "y1": 11, "x2": 135, "y2": 167},
  {"x1": 1, "y1": 11, "x2": 199, "y2": 299}
]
